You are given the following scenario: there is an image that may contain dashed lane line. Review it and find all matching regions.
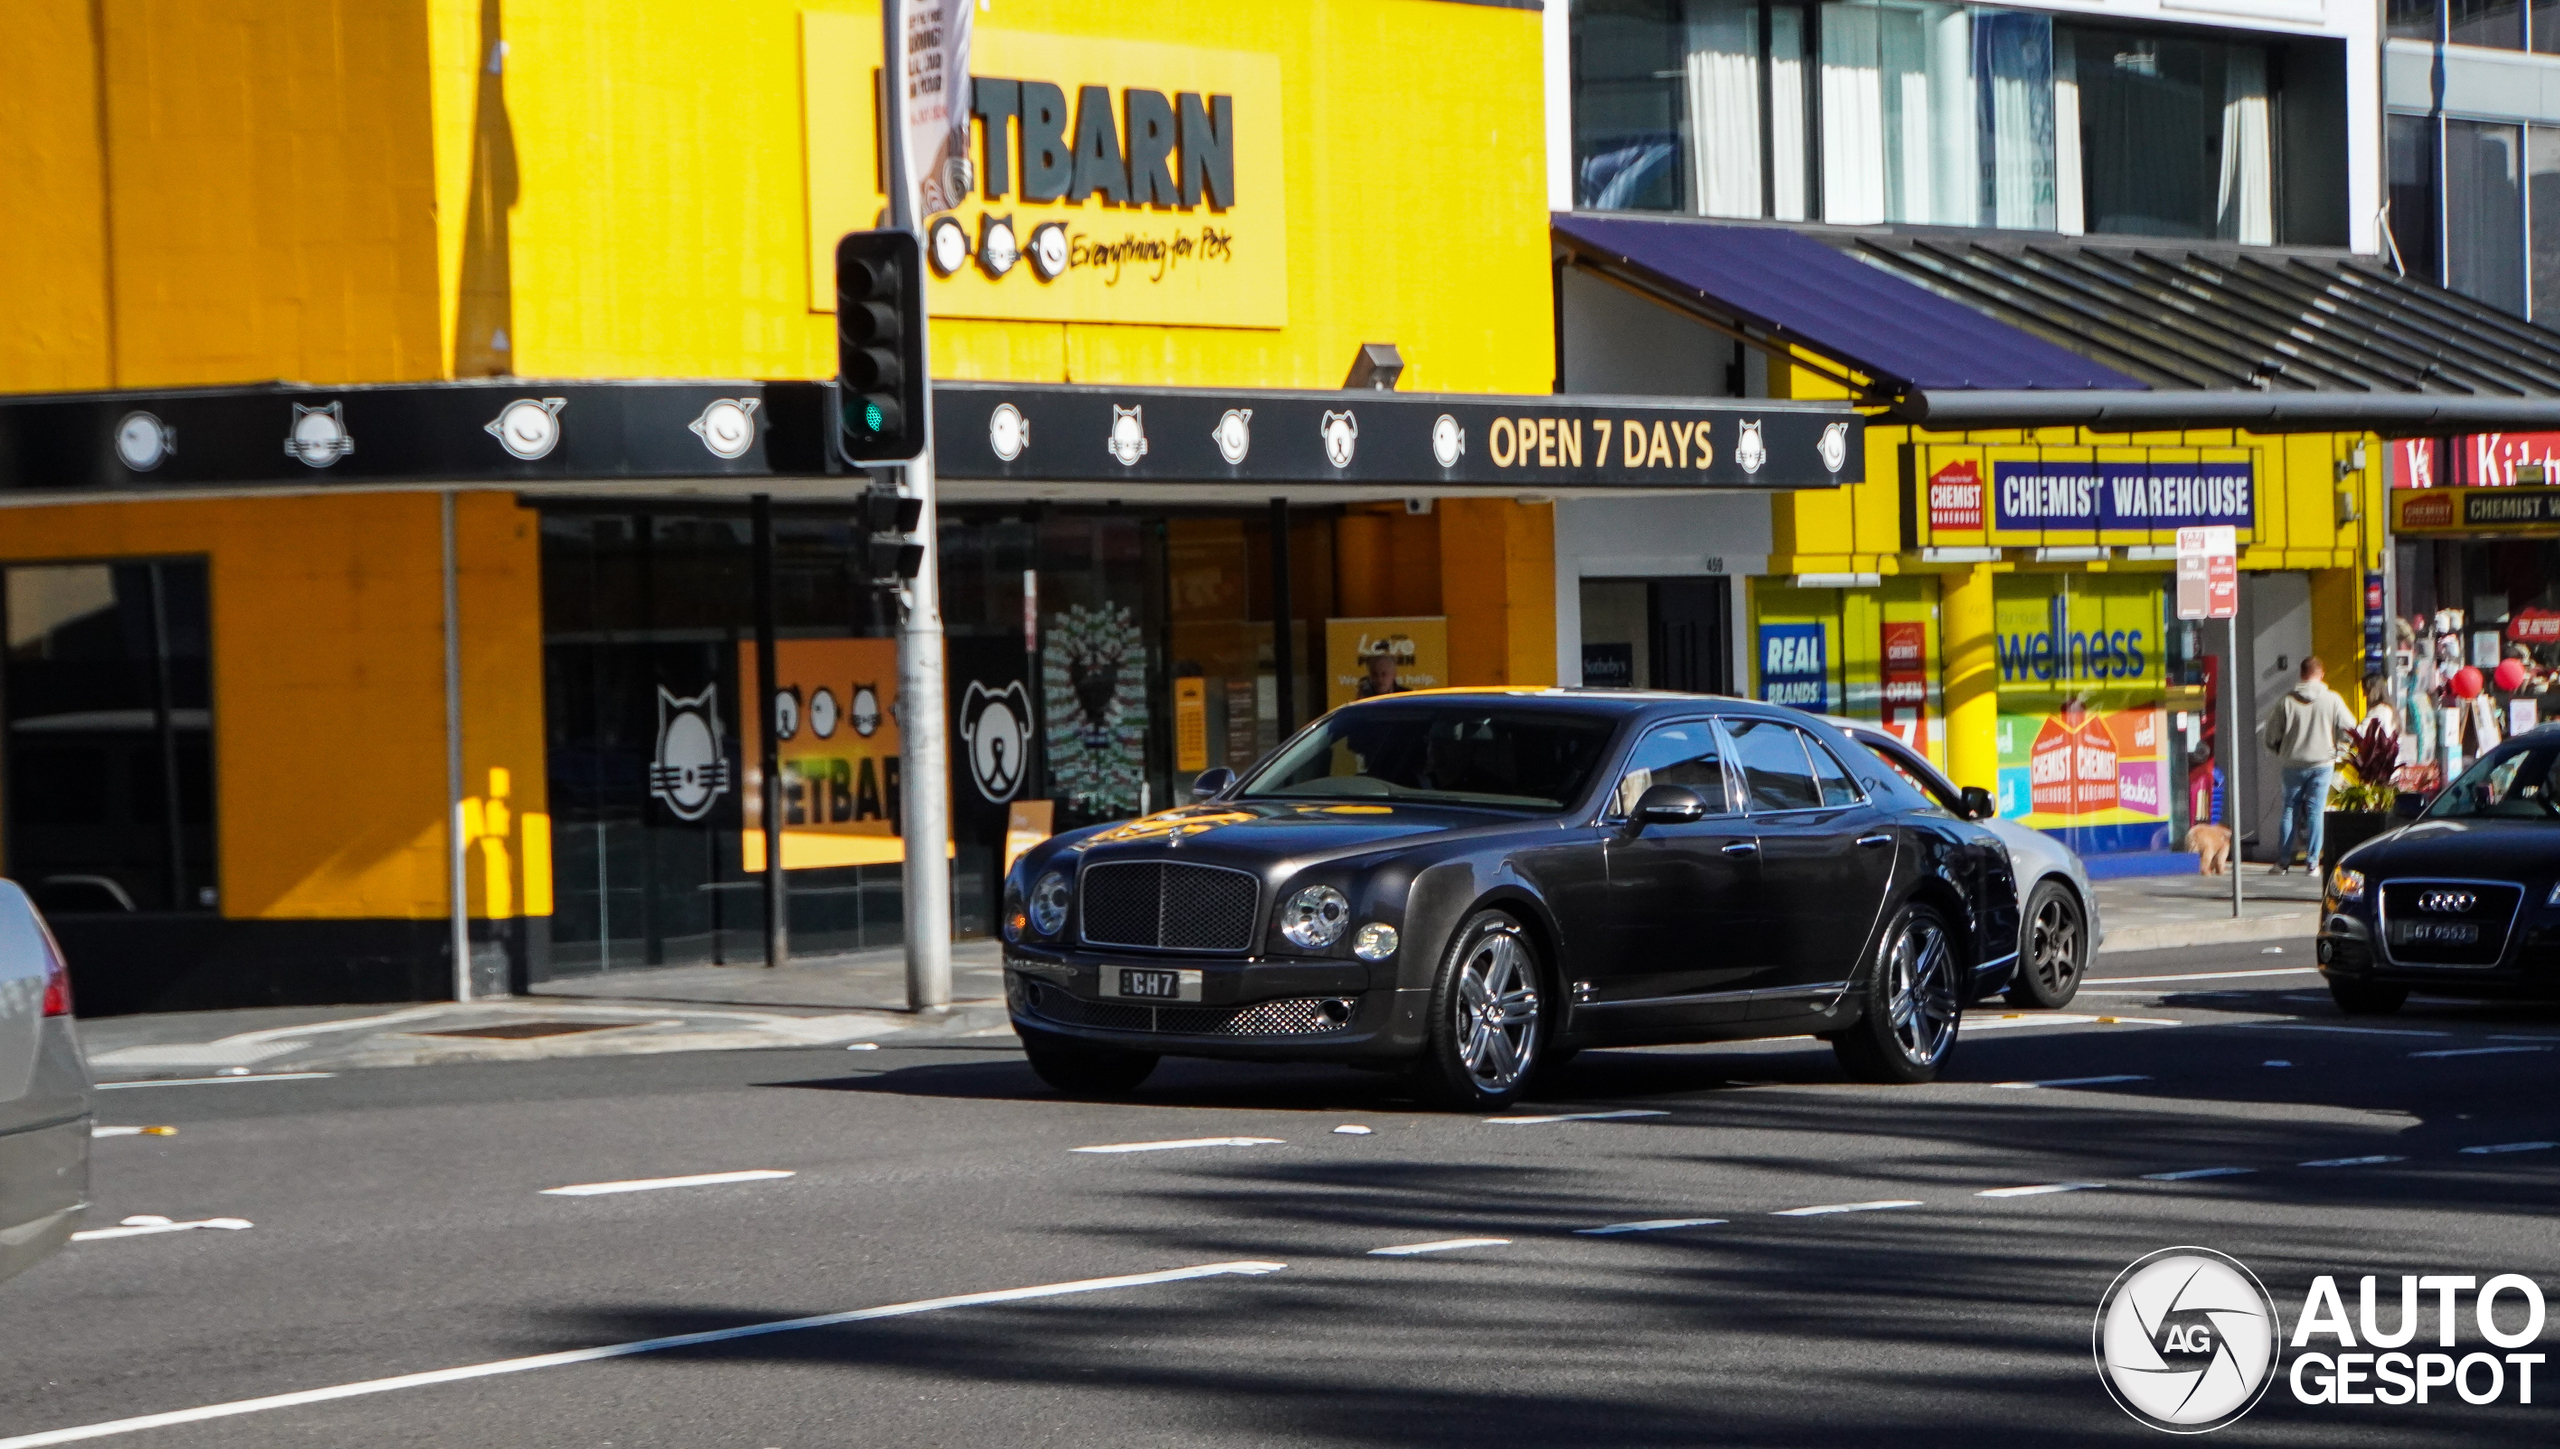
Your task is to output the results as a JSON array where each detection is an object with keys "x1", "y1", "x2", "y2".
[
  {"x1": 1976, "y1": 1183, "x2": 2104, "y2": 1198},
  {"x1": 1575, "y1": 1218, "x2": 1728, "y2": 1235},
  {"x1": 94, "y1": 1073, "x2": 336, "y2": 1090},
  {"x1": 2411, "y1": 1045, "x2": 2551, "y2": 1059},
  {"x1": 1988, "y1": 1075, "x2": 2150, "y2": 1090},
  {"x1": 1483, "y1": 1110, "x2": 1670, "y2": 1125},
  {"x1": 1368, "y1": 1238, "x2": 1511, "y2": 1256},
  {"x1": 1771, "y1": 1200, "x2": 1922, "y2": 1217},
  {"x1": 542, "y1": 1170, "x2": 794, "y2": 1197},
  {"x1": 2143, "y1": 1167, "x2": 2255, "y2": 1181},
  {"x1": 2299, "y1": 1155, "x2": 2406, "y2": 1168},
  {"x1": 1072, "y1": 1137, "x2": 1284, "y2": 1154},
  {"x1": 2083, "y1": 967, "x2": 2317, "y2": 984},
  {"x1": 70, "y1": 1216, "x2": 251, "y2": 1242},
  {"x1": 2461, "y1": 1142, "x2": 2558, "y2": 1155},
  {"x1": 0, "y1": 1261, "x2": 1289, "y2": 1449}
]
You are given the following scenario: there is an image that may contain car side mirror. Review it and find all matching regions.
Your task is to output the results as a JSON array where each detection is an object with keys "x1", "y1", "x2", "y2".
[
  {"x1": 1191, "y1": 767, "x2": 1236, "y2": 801},
  {"x1": 1632, "y1": 783, "x2": 1709, "y2": 828},
  {"x1": 1959, "y1": 785, "x2": 1996, "y2": 821}
]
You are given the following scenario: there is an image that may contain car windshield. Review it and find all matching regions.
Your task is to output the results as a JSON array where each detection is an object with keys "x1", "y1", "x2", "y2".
[
  {"x1": 2424, "y1": 739, "x2": 2560, "y2": 820},
  {"x1": 1239, "y1": 705, "x2": 1618, "y2": 811}
]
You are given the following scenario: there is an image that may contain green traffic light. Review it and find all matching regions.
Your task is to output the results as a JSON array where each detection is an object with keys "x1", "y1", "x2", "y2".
[{"x1": 864, "y1": 400, "x2": 885, "y2": 432}]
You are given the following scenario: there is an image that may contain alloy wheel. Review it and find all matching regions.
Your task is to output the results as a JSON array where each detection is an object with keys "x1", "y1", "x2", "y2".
[
  {"x1": 1885, "y1": 916, "x2": 1959, "y2": 1066},
  {"x1": 1453, "y1": 927, "x2": 1540, "y2": 1091},
  {"x1": 2027, "y1": 895, "x2": 2082, "y2": 998}
]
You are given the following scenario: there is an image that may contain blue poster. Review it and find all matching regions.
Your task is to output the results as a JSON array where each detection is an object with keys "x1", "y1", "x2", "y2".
[
  {"x1": 1992, "y1": 461, "x2": 2253, "y2": 531},
  {"x1": 1758, "y1": 623, "x2": 1829, "y2": 711}
]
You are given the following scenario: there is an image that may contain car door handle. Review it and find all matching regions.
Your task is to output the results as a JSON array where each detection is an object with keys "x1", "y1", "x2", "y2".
[
  {"x1": 1856, "y1": 833, "x2": 1893, "y2": 848},
  {"x1": 1721, "y1": 841, "x2": 1759, "y2": 856}
]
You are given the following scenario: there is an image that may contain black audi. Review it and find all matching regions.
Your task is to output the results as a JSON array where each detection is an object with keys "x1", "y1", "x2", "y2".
[
  {"x1": 1001, "y1": 690, "x2": 2020, "y2": 1109},
  {"x1": 2319, "y1": 725, "x2": 2560, "y2": 1014}
]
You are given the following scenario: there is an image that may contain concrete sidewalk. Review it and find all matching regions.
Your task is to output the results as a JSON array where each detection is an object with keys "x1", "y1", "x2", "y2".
[{"x1": 2092, "y1": 868, "x2": 2325, "y2": 954}]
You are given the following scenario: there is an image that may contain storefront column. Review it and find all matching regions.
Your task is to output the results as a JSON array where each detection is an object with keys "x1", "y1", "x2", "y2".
[
  {"x1": 2308, "y1": 567, "x2": 2367, "y2": 714},
  {"x1": 1942, "y1": 565, "x2": 1999, "y2": 792},
  {"x1": 1440, "y1": 499, "x2": 1557, "y2": 687}
]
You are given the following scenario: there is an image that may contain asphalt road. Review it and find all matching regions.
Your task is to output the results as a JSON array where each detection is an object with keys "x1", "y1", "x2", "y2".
[{"x1": 5, "y1": 935, "x2": 2556, "y2": 1447}]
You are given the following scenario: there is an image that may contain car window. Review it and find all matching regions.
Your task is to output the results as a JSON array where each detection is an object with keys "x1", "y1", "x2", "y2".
[
  {"x1": 1241, "y1": 706, "x2": 1619, "y2": 811},
  {"x1": 1805, "y1": 733, "x2": 1863, "y2": 806},
  {"x1": 1726, "y1": 717, "x2": 1823, "y2": 812},
  {"x1": 1610, "y1": 722, "x2": 1733, "y2": 818},
  {"x1": 2424, "y1": 742, "x2": 2560, "y2": 820},
  {"x1": 1856, "y1": 737, "x2": 1960, "y2": 813}
]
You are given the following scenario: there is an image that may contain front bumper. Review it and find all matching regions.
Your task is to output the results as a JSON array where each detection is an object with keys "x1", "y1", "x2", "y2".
[
  {"x1": 2317, "y1": 911, "x2": 2560, "y2": 999},
  {"x1": 1003, "y1": 946, "x2": 1427, "y2": 1062}
]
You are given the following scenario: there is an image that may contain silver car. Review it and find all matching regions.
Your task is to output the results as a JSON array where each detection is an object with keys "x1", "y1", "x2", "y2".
[
  {"x1": 1828, "y1": 720, "x2": 2104, "y2": 1009},
  {"x1": 1, "y1": 880, "x2": 91, "y2": 1283}
]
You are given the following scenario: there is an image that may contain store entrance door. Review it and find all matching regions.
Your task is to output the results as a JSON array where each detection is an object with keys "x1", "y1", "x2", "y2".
[
  {"x1": 2238, "y1": 572, "x2": 2313, "y2": 863},
  {"x1": 1579, "y1": 577, "x2": 1732, "y2": 693}
]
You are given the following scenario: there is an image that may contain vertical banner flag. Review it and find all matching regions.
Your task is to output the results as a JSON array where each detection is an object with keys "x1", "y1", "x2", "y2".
[{"x1": 900, "y1": 0, "x2": 974, "y2": 215}]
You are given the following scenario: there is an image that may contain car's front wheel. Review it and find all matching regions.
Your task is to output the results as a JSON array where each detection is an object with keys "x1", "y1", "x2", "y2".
[
  {"x1": 1416, "y1": 909, "x2": 1546, "y2": 1110},
  {"x1": 2005, "y1": 880, "x2": 2087, "y2": 1009},
  {"x1": 1019, "y1": 1027, "x2": 1159, "y2": 1097},
  {"x1": 2327, "y1": 976, "x2": 2408, "y2": 1017},
  {"x1": 1835, "y1": 902, "x2": 1963, "y2": 1084}
]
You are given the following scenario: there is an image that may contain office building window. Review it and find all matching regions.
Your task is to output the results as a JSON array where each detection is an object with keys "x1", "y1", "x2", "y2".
[
  {"x1": 2390, "y1": 0, "x2": 2441, "y2": 41},
  {"x1": 2388, "y1": 112, "x2": 2440, "y2": 282},
  {"x1": 2534, "y1": 128, "x2": 2560, "y2": 322},
  {"x1": 2447, "y1": 119, "x2": 2527, "y2": 314}
]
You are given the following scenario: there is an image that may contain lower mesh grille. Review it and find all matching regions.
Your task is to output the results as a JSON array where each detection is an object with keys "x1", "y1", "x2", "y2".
[{"x1": 1015, "y1": 980, "x2": 1352, "y2": 1037}]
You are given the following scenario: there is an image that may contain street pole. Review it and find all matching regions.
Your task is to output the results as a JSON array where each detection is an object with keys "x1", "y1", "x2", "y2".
[
  {"x1": 2226, "y1": 614, "x2": 2244, "y2": 921},
  {"x1": 883, "y1": 0, "x2": 952, "y2": 1011},
  {"x1": 752, "y1": 494, "x2": 787, "y2": 969}
]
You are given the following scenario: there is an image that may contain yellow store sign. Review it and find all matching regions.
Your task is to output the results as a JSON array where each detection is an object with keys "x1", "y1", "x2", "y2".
[{"x1": 802, "y1": 13, "x2": 1288, "y2": 328}]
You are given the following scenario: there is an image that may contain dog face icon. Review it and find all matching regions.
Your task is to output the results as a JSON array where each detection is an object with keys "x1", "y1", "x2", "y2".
[
  {"x1": 958, "y1": 680, "x2": 1035, "y2": 803},
  {"x1": 1320, "y1": 410, "x2": 1358, "y2": 469}
]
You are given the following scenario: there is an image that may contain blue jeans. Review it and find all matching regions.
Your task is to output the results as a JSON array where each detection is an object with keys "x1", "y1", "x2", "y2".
[{"x1": 2278, "y1": 764, "x2": 2333, "y2": 868}]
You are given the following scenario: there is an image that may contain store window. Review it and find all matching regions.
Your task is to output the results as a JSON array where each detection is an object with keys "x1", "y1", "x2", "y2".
[
  {"x1": 2, "y1": 560, "x2": 216, "y2": 917},
  {"x1": 1748, "y1": 576, "x2": 1942, "y2": 761},
  {"x1": 1986, "y1": 573, "x2": 2182, "y2": 858},
  {"x1": 2388, "y1": 112, "x2": 2440, "y2": 283},
  {"x1": 1570, "y1": 2, "x2": 2317, "y2": 243},
  {"x1": 2446, "y1": 119, "x2": 2527, "y2": 315}
]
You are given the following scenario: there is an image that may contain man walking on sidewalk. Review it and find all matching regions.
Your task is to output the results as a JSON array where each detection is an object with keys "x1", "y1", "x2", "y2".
[{"x1": 2262, "y1": 655, "x2": 2359, "y2": 874}]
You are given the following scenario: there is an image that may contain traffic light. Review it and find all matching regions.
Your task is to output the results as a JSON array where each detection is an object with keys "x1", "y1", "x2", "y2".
[
  {"x1": 862, "y1": 480, "x2": 925, "y2": 584},
  {"x1": 837, "y1": 229, "x2": 928, "y2": 464}
]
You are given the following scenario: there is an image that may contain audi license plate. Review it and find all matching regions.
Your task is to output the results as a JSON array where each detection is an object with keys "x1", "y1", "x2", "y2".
[
  {"x1": 2399, "y1": 922, "x2": 2481, "y2": 946},
  {"x1": 1105, "y1": 967, "x2": 1201, "y2": 1002}
]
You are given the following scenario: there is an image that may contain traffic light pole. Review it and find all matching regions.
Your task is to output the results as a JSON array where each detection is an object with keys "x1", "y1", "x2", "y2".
[{"x1": 882, "y1": 1, "x2": 953, "y2": 1012}]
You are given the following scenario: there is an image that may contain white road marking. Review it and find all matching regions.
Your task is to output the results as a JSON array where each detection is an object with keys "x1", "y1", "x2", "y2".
[
  {"x1": 1482, "y1": 1109, "x2": 1670, "y2": 1125},
  {"x1": 95, "y1": 1073, "x2": 336, "y2": 1090},
  {"x1": 2412, "y1": 1045, "x2": 2551, "y2": 1059},
  {"x1": 2460, "y1": 1141, "x2": 2557, "y2": 1155},
  {"x1": 845, "y1": 1042, "x2": 879, "y2": 1051},
  {"x1": 2263, "y1": 1024, "x2": 2448, "y2": 1038},
  {"x1": 1072, "y1": 1137, "x2": 1283, "y2": 1154},
  {"x1": 89, "y1": 1126, "x2": 176, "y2": 1138},
  {"x1": 2085, "y1": 967, "x2": 2315, "y2": 985},
  {"x1": 2093, "y1": 1016, "x2": 2183, "y2": 1026},
  {"x1": 1368, "y1": 1238, "x2": 1511, "y2": 1256},
  {"x1": 0, "y1": 1260, "x2": 1288, "y2": 1449},
  {"x1": 2264, "y1": 1060, "x2": 2292, "y2": 1067},
  {"x1": 2299, "y1": 1155, "x2": 2405, "y2": 1168},
  {"x1": 70, "y1": 1216, "x2": 251, "y2": 1242},
  {"x1": 1331, "y1": 1125, "x2": 1374, "y2": 1136},
  {"x1": 1575, "y1": 1218, "x2": 1727, "y2": 1235},
  {"x1": 541, "y1": 1170, "x2": 794, "y2": 1197},
  {"x1": 2261, "y1": 947, "x2": 2286, "y2": 954},
  {"x1": 1771, "y1": 1200, "x2": 1922, "y2": 1217},
  {"x1": 1976, "y1": 1183, "x2": 2104, "y2": 1198},
  {"x1": 1959, "y1": 1014, "x2": 2098, "y2": 1032},
  {"x1": 1989, "y1": 1075, "x2": 2149, "y2": 1090},
  {"x1": 2491, "y1": 1034, "x2": 2560, "y2": 1043},
  {"x1": 2143, "y1": 1167, "x2": 2255, "y2": 1181}
]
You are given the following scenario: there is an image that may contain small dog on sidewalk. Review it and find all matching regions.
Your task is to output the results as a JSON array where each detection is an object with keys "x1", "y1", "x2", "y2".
[{"x1": 2187, "y1": 824, "x2": 2232, "y2": 875}]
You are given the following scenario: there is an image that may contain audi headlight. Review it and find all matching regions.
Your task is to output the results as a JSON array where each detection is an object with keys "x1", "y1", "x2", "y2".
[
  {"x1": 1279, "y1": 885, "x2": 1351, "y2": 950},
  {"x1": 1029, "y1": 870, "x2": 1073, "y2": 938},
  {"x1": 1353, "y1": 922, "x2": 1400, "y2": 961},
  {"x1": 2330, "y1": 867, "x2": 2366, "y2": 903}
]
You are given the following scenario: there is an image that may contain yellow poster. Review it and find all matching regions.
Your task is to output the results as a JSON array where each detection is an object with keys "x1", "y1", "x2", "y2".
[
  {"x1": 739, "y1": 638, "x2": 920, "y2": 871},
  {"x1": 1173, "y1": 676, "x2": 1208, "y2": 771},
  {"x1": 1326, "y1": 617, "x2": 1448, "y2": 709}
]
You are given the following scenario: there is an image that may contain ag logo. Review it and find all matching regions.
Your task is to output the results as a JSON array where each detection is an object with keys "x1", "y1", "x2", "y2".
[
  {"x1": 2095, "y1": 1247, "x2": 2281, "y2": 1433},
  {"x1": 649, "y1": 686, "x2": 732, "y2": 822},
  {"x1": 1319, "y1": 409, "x2": 1358, "y2": 469},
  {"x1": 958, "y1": 679, "x2": 1035, "y2": 803},
  {"x1": 1733, "y1": 419, "x2": 1766, "y2": 476},
  {"x1": 1106, "y1": 405, "x2": 1149, "y2": 467},
  {"x1": 1817, "y1": 420, "x2": 1850, "y2": 474}
]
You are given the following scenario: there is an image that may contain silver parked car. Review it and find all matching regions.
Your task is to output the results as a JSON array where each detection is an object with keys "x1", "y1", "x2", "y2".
[
  {"x1": 1, "y1": 880, "x2": 91, "y2": 1284},
  {"x1": 1828, "y1": 720, "x2": 2105, "y2": 1009}
]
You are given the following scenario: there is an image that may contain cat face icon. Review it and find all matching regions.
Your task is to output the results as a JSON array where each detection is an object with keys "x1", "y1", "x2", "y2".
[
  {"x1": 1818, "y1": 420, "x2": 1850, "y2": 474},
  {"x1": 649, "y1": 685, "x2": 731, "y2": 821},
  {"x1": 959, "y1": 679, "x2": 1035, "y2": 803},
  {"x1": 1107, "y1": 405, "x2": 1149, "y2": 467},
  {"x1": 285, "y1": 402, "x2": 354, "y2": 468},
  {"x1": 1212, "y1": 409, "x2": 1252, "y2": 465},
  {"x1": 849, "y1": 684, "x2": 883, "y2": 738},
  {"x1": 1734, "y1": 420, "x2": 1767, "y2": 475},
  {"x1": 978, "y1": 214, "x2": 1020, "y2": 278},
  {"x1": 1320, "y1": 410, "x2": 1358, "y2": 469}
]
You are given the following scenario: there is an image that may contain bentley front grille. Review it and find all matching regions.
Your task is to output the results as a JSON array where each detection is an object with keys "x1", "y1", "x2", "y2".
[{"x1": 1077, "y1": 861, "x2": 1260, "y2": 952}]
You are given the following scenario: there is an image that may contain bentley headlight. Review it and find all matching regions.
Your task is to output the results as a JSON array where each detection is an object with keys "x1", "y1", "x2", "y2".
[
  {"x1": 2330, "y1": 867, "x2": 2366, "y2": 902},
  {"x1": 1003, "y1": 875, "x2": 1027, "y2": 943},
  {"x1": 1353, "y1": 922, "x2": 1400, "y2": 961},
  {"x1": 1279, "y1": 885, "x2": 1351, "y2": 950},
  {"x1": 1029, "y1": 870, "x2": 1073, "y2": 937}
]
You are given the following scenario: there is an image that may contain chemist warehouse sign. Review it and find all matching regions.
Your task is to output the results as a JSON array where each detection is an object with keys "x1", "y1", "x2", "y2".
[
  {"x1": 802, "y1": 16, "x2": 1286, "y2": 327},
  {"x1": 1990, "y1": 459, "x2": 2255, "y2": 536}
]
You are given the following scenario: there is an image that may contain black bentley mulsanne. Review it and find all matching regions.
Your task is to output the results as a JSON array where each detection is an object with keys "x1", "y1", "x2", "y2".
[
  {"x1": 2319, "y1": 726, "x2": 2560, "y2": 1015},
  {"x1": 1002, "y1": 690, "x2": 2021, "y2": 1109}
]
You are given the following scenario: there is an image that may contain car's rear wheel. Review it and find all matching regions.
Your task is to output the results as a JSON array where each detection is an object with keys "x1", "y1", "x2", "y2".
[
  {"x1": 2328, "y1": 976, "x2": 2408, "y2": 1017},
  {"x1": 1835, "y1": 902, "x2": 1962, "y2": 1085},
  {"x1": 1416, "y1": 909, "x2": 1545, "y2": 1110},
  {"x1": 2005, "y1": 880, "x2": 2087, "y2": 1009},
  {"x1": 1018, "y1": 1027, "x2": 1159, "y2": 1097}
]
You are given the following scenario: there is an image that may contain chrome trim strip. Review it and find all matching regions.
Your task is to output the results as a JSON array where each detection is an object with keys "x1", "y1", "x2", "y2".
[{"x1": 2375, "y1": 876, "x2": 2525, "y2": 970}]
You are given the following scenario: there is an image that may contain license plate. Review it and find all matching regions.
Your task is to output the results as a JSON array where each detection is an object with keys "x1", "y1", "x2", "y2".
[
  {"x1": 1105, "y1": 967, "x2": 1201, "y2": 1002},
  {"x1": 2400, "y1": 922, "x2": 2480, "y2": 946}
]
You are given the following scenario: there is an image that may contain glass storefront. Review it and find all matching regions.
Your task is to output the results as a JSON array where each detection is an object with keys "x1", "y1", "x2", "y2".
[{"x1": 1750, "y1": 574, "x2": 1944, "y2": 759}]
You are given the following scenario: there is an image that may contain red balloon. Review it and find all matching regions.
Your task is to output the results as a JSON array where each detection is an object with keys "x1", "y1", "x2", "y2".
[
  {"x1": 2497, "y1": 658, "x2": 2529, "y2": 693},
  {"x1": 2452, "y1": 666, "x2": 2485, "y2": 699}
]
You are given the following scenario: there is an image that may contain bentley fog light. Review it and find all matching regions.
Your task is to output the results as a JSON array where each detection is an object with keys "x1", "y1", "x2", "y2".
[
  {"x1": 1029, "y1": 870, "x2": 1073, "y2": 937},
  {"x1": 1352, "y1": 922, "x2": 1400, "y2": 961},
  {"x1": 2329, "y1": 867, "x2": 2366, "y2": 902},
  {"x1": 1280, "y1": 885, "x2": 1351, "y2": 950}
]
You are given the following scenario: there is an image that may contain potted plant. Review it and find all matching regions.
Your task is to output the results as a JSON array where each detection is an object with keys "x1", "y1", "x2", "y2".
[{"x1": 2323, "y1": 719, "x2": 2402, "y2": 870}]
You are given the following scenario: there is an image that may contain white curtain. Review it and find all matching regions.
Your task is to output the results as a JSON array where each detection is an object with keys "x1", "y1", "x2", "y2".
[
  {"x1": 1684, "y1": 4, "x2": 1762, "y2": 218},
  {"x1": 1926, "y1": 7, "x2": 1976, "y2": 226},
  {"x1": 1770, "y1": 5, "x2": 1811, "y2": 220},
  {"x1": 1821, "y1": 3, "x2": 1887, "y2": 224},
  {"x1": 2217, "y1": 48, "x2": 2274, "y2": 244},
  {"x1": 2053, "y1": 27, "x2": 2084, "y2": 234},
  {"x1": 1978, "y1": 11, "x2": 2055, "y2": 230}
]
